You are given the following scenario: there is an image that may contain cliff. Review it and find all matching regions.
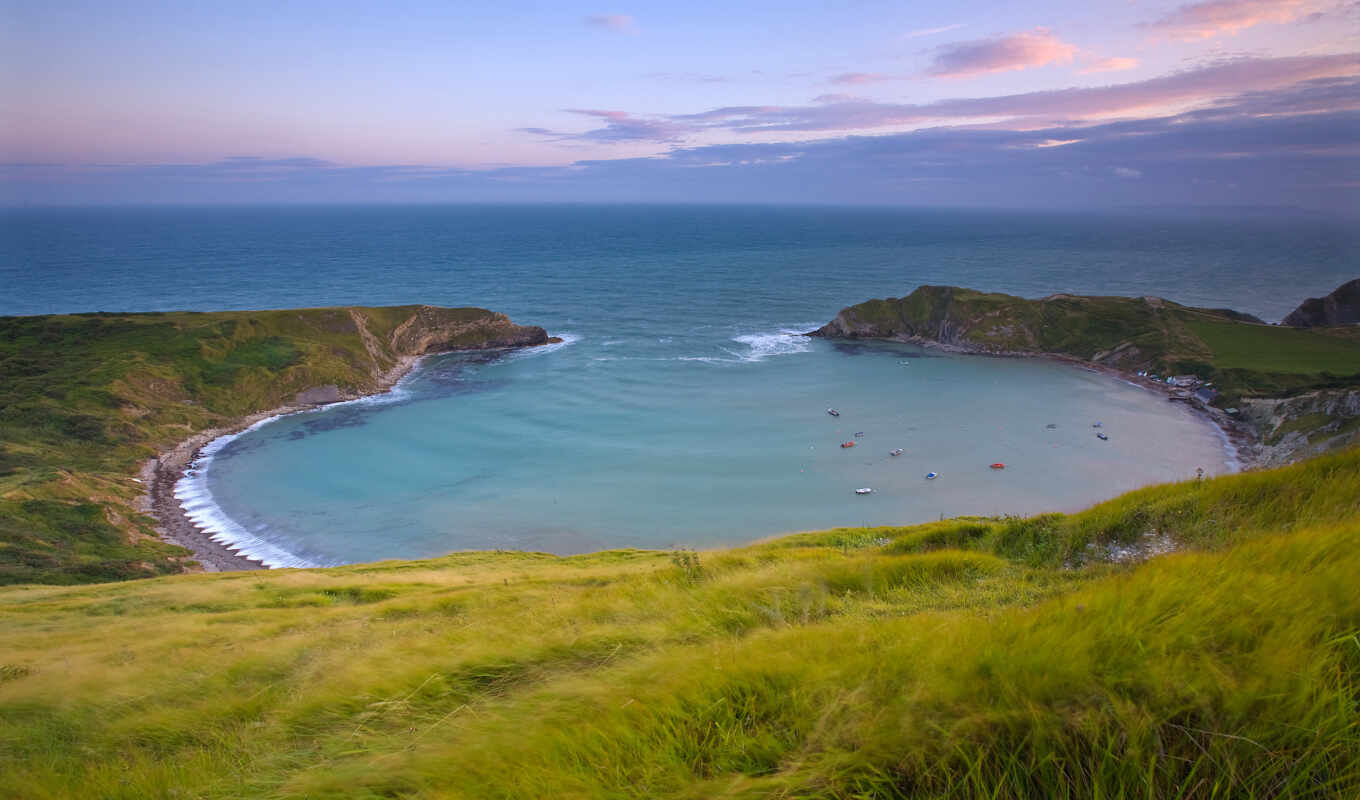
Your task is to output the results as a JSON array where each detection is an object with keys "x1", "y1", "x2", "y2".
[
  {"x1": 1282, "y1": 278, "x2": 1360, "y2": 327},
  {"x1": 0, "y1": 305, "x2": 552, "y2": 585}
]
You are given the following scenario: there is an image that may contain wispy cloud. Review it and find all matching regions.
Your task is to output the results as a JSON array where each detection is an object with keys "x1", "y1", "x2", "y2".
[
  {"x1": 927, "y1": 28, "x2": 1078, "y2": 78},
  {"x1": 671, "y1": 53, "x2": 1359, "y2": 135},
  {"x1": 1143, "y1": 0, "x2": 1327, "y2": 41},
  {"x1": 829, "y1": 72, "x2": 898, "y2": 85},
  {"x1": 518, "y1": 109, "x2": 688, "y2": 143},
  {"x1": 1081, "y1": 56, "x2": 1141, "y2": 74},
  {"x1": 10, "y1": 80, "x2": 1358, "y2": 210},
  {"x1": 903, "y1": 23, "x2": 965, "y2": 40},
  {"x1": 583, "y1": 14, "x2": 636, "y2": 32}
]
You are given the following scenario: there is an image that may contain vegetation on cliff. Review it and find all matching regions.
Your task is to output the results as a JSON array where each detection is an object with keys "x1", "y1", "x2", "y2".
[
  {"x1": 0, "y1": 306, "x2": 549, "y2": 585},
  {"x1": 1, "y1": 447, "x2": 1357, "y2": 798},
  {"x1": 812, "y1": 285, "x2": 1360, "y2": 440}
]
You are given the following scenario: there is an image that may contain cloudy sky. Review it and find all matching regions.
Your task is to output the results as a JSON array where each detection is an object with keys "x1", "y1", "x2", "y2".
[{"x1": 3, "y1": 0, "x2": 1357, "y2": 208}]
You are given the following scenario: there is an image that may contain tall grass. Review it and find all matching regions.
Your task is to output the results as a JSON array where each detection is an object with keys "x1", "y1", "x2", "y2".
[{"x1": 2, "y1": 449, "x2": 1358, "y2": 798}]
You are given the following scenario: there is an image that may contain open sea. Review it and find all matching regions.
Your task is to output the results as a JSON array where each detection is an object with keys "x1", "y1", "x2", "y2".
[{"x1": 4, "y1": 205, "x2": 1357, "y2": 566}]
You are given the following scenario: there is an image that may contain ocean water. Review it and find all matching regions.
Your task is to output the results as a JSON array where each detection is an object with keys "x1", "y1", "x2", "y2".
[{"x1": 4, "y1": 206, "x2": 1356, "y2": 565}]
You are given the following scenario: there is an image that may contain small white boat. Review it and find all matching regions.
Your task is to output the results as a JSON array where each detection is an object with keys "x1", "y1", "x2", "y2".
[
  {"x1": 925, "y1": 472, "x2": 938, "y2": 480},
  {"x1": 855, "y1": 487, "x2": 873, "y2": 495},
  {"x1": 854, "y1": 431, "x2": 864, "y2": 437},
  {"x1": 1097, "y1": 432, "x2": 1109, "y2": 441},
  {"x1": 1092, "y1": 422, "x2": 1103, "y2": 428},
  {"x1": 890, "y1": 448, "x2": 903, "y2": 456},
  {"x1": 827, "y1": 408, "x2": 840, "y2": 417}
]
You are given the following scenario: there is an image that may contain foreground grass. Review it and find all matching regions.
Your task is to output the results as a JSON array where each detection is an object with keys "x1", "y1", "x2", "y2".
[{"x1": 3, "y1": 449, "x2": 1357, "y2": 798}]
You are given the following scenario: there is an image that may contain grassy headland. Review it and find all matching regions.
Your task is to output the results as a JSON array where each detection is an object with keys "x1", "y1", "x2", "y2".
[
  {"x1": 0, "y1": 306, "x2": 551, "y2": 585},
  {"x1": 811, "y1": 286, "x2": 1360, "y2": 459},
  {"x1": 2, "y1": 448, "x2": 1357, "y2": 798}
]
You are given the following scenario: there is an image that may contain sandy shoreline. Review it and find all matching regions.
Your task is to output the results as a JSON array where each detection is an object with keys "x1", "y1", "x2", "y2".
[
  {"x1": 139, "y1": 340, "x2": 1256, "y2": 574},
  {"x1": 137, "y1": 354, "x2": 420, "y2": 572}
]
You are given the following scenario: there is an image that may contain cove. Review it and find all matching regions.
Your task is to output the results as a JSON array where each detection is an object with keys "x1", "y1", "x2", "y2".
[{"x1": 181, "y1": 332, "x2": 1231, "y2": 567}]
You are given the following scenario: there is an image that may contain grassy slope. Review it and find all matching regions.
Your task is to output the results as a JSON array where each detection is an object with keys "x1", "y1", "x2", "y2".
[
  {"x1": 0, "y1": 307, "x2": 523, "y2": 585},
  {"x1": 2, "y1": 448, "x2": 1357, "y2": 799},
  {"x1": 823, "y1": 286, "x2": 1360, "y2": 405}
]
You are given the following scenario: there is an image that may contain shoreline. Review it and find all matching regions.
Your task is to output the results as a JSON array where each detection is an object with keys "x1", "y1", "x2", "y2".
[
  {"x1": 138, "y1": 354, "x2": 421, "y2": 572},
  {"x1": 848, "y1": 334, "x2": 1260, "y2": 471},
  {"x1": 141, "y1": 334, "x2": 1256, "y2": 574}
]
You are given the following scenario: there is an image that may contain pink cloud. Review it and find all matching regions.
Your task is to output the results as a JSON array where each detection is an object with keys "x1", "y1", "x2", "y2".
[
  {"x1": 671, "y1": 53, "x2": 1358, "y2": 134},
  {"x1": 928, "y1": 28, "x2": 1078, "y2": 79},
  {"x1": 1144, "y1": 0, "x2": 1325, "y2": 40},
  {"x1": 583, "y1": 14, "x2": 636, "y2": 32},
  {"x1": 829, "y1": 72, "x2": 897, "y2": 85},
  {"x1": 1081, "y1": 56, "x2": 1141, "y2": 74}
]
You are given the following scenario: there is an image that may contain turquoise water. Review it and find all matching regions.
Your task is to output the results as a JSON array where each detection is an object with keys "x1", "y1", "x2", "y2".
[
  {"x1": 6, "y1": 206, "x2": 1354, "y2": 565},
  {"x1": 190, "y1": 336, "x2": 1228, "y2": 566}
]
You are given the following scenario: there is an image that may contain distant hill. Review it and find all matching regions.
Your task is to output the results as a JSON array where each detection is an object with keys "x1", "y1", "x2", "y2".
[
  {"x1": 1283, "y1": 278, "x2": 1360, "y2": 327},
  {"x1": 810, "y1": 285, "x2": 1360, "y2": 401}
]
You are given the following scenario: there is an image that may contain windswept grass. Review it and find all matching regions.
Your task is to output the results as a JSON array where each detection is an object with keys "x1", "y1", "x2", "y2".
[{"x1": 2, "y1": 448, "x2": 1357, "y2": 798}]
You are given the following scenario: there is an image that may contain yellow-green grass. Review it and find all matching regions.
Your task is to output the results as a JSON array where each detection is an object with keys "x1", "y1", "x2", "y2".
[
  {"x1": 1184, "y1": 318, "x2": 1360, "y2": 375},
  {"x1": 2, "y1": 448, "x2": 1357, "y2": 799}
]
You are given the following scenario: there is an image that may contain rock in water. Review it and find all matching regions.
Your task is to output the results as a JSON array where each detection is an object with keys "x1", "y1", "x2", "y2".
[{"x1": 1283, "y1": 279, "x2": 1360, "y2": 327}]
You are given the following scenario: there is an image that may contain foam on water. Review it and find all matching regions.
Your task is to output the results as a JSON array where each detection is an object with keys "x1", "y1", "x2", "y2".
[
  {"x1": 728, "y1": 329, "x2": 815, "y2": 362},
  {"x1": 174, "y1": 417, "x2": 320, "y2": 568}
]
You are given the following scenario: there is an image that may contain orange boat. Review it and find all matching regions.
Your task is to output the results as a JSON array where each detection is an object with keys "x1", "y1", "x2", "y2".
[
  {"x1": 840, "y1": 441, "x2": 856, "y2": 448},
  {"x1": 990, "y1": 462, "x2": 1006, "y2": 469}
]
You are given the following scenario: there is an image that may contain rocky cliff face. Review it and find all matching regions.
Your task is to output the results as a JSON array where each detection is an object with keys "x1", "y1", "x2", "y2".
[
  {"x1": 1283, "y1": 279, "x2": 1360, "y2": 327},
  {"x1": 1238, "y1": 388, "x2": 1360, "y2": 467},
  {"x1": 386, "y1": 306, "x2": 552, "y2": 356}
]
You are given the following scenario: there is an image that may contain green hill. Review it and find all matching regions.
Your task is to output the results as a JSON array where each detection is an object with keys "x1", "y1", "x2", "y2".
[
  {"x1": 0, "y1": 306, "x2": 551, "y2": 585},
  {"x1": 2, "y1": 448, "x2": 1357, "y2": 798},
  {"x1": 810, "y1": 285, "x2": 1360, "y2": 403}
]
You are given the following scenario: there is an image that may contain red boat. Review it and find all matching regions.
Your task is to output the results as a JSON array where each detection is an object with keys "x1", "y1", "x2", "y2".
[
  {"x1": 990, "y1": 462, "x2": 1006, "y2": 469},
  {"x1": 841, "y1": 441, "x2": 856, "y2": 448}
]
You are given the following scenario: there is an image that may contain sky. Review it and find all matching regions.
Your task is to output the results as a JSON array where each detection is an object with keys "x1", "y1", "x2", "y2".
[{"x1": 2, "y1": 0, "x2": 1357, "y2": 208}]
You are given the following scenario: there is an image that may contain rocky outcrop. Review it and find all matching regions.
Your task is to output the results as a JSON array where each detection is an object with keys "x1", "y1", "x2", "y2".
[
  {"x1": 387, "y1": 306, "x2": 553, "y2": 356},
  {"x1": 1283, "y1": 279, "x2": 1360, "y2": 327},
  {"x1": 1237, "y1": 389, "x2": 1360, "y2": 467}
]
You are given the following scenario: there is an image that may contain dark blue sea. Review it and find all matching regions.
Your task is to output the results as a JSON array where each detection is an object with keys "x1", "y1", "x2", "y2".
[{"x1": 4, "y1": 206, "x2": 1356, "y2": 565}]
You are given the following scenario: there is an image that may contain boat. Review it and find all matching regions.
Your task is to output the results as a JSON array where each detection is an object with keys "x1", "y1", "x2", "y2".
[
  {"x1": 925, "y1": 472, "x2": 938, "y2": 480},
  {"x1": 890, "y1": 448, "x2": 903, "y2": 456},
  {"x1": 840, "y1": 441, "x2": 856, "y2": 448},
  {"x1": 990, "y1": 463, "x2": 1005, "y2": 469},
  {"x1": 827, "y1": 408, "x2": 840, "y2": 416},
  {"x1": 854, "y1": 431, "x2": 864, "y2": 438},
  {"x1": 854, "y1": 487, "x2": 872, "y2": 495},
  {"x1": 1092, "y1": 422, "x2": 1103, "y2": 428},
  {"x1": 1046, "y1": 423, "x2": 1057, "y2": 429},
  {"x1": 1097, "y1": 432, "x2": 1109, "y2": 441}
]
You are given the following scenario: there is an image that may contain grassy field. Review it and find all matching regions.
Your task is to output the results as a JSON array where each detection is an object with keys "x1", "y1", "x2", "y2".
[
  {"x1": 1184, "y1": 317, "x2": 1360, "y2": 374},
  {"x1": 0, "y1": 306, "x2": 542, "y2": 585},
  {"x1": 2, "y1": 447, "x2": 1357, "y2": 799}
]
